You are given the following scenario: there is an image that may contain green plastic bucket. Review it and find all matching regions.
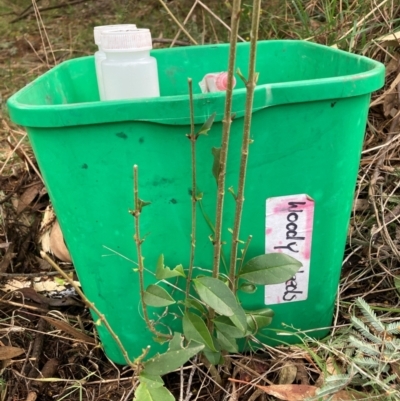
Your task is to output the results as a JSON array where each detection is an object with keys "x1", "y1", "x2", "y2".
[{"x1": 7, "y1": 40, "x2": 385, "y2": 364}]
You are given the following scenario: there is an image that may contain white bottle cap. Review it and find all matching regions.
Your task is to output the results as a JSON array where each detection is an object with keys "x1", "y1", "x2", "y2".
[
  {"x1": 100, "y1": 28, "x2": 152, "y2": 52},
  {"x1": 93, "y1": 24, "x2": 137, "y2": 45}
]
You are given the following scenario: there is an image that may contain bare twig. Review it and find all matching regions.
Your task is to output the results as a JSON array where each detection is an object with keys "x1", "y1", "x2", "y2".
[
  {"x1": 157, "y1": 0, "x2": 198, "y2": 45},
  {"x1": 212, "y1": 0, "x2": 242, "y2": 279},
  {"x1": 153, "y1": 38, "x2": 189, "y2": 46},
  {"x1": 368, "y1": 80, "x2": 400, "y2": 259},
  {"x1": 21, "y1": 341, "x2": 33, "y2": 377},
  {"x1": 27, "y1": 317, "x2": 46, "y2": 379},
  {"x1": 132, "y1": 165, "x2": 172, "y2": 340},
  {"x1": 0, "y1": 297, "x2": 49, "y2": 313},
  {"x1": 229, "y1": 0, "x2": 261, "y2": 292},
  {"x1": 31, "y1": 0, "x2": 56, "y2": 67},
  {"x1": 184, "y1": 356, "x2": 198, "y2": 401},
  {"x1": 11, "y1": 0, "x2": 90, "y2": 23},
  {"x1": 10, "y1": 0, "x2": 39, "y2": 23},
  {"x1": 180, "y1": 365, "x2": 185, "y2": 401},
  {"x1": 0, "y1": 269, "x2": 74, "y2": 277},
  {"x1": 197, "y1": 1, "x2": 246, "y2": 42},
  {"x1": 170, "y1": 0, "x2": 199, "y2": 47},
  {"x1": 185, "y1": 79, "x2": 197, "y2": 307},
  {"x1": 237, "y1": 235, "x2": 252, "y2": 281},
  {"x1": 0, "y1": 133, "x2": 27, "y2": 176},
  {"x1": 121, "y1": 383, "x2": 138, "y2": 401},
  {"x1": 6, "y1": 135, "x2": 44, "y2": 183},
  {"x1": 40, "y1": 251, "x2": 135, "y2": 368},
  {"x1": 337, "y1": 0, "x2": 391, "y2": 42}
]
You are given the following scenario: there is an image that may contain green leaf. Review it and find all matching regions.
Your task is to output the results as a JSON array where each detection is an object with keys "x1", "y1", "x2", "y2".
[
  {"x1": 228, "y1": 186, "x2": 237, "y2": 199},
  {"x1": 193, "y1": 276, "x2": 239, "y2": 317},
  {"x1": 199, "y1": 334, "x2": 222, "y2": 365},
  {"x1": 197, "y1": 112, "x2": 216, "y2": 136},
  {"x1": 216, "y1": 330, "x2": 238, "y2": 353},
  {"x1": 214, "y1": 316, "x2": 245, "y2": 338},
  {"x1": 143, "y1": 284, "x2": 175, "y2": 307},
  {"x1": 239, "y1": 282, "x2": 256, "y2": 294},
  {"x1": 246, "y1": 308, "x2": 274, "y2": 334},
  {"x1": 143, "y1": 340, "x2": 204, "y2": 376},
  {"x1": 236, "y1": 68, "x2": 247, "y2": 84},
  {"x1": 168, "y1": 332, "x2": 184, "y2": 351},
  {"x1": 133, "y1": 382, "x2": 175, "y2": 401},
  {"x1": 138, "y1": 373, "x2": 164, "y2": 389},
  {"x1": 356, "y1": 297, "x2": 385, "y2": 333},
  {"x1": 173, "y1": 264, "x2": 185, "y2": 276},
  {"x1": 239, "y1": 253, "x2": 302, "y2": 285},
  {"x1": 211, "y1": 147, "x2": 221, "y2": 183},
  {"x1": 183, "y1": 299, "x2": 207, "y2": 314},
  {"x1": 155, "y1": 255, "x2": 186, "y2": 280},
  {"x1": 247, "y1": 308, "x2": 274, "y2": 317},
  {"x1": 203, "y1": 348, "x2": 222, "y2": 365},
  {"x1": 183, "y1": 311, "x2": 217, "y2": 352},
  {"x1": 246, "y1": 315, "x2": 272, "y2": 334},
  {"x1": 54, "y1": 277, "x2": 65, "y2": 286},
  {"x1": 229, "y1": 304, "x2": 247, "y2": 334},
  {"x1": 153, "y1": 336, "x2": 169, "y2": 344},
  {"x1": 138, "y1": 199, "x2": 151, "y2": 212}
]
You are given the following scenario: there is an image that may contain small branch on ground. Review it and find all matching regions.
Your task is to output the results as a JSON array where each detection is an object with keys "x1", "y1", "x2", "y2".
[
  {"x1": 153, "y1": 38, "x2": 189, "y2": 46},
  {"x1": 26, "y1": 317, "x2": 47, "y2": 378},
  {"x1": 11, "y1": 0, "x2": 91, "y2": 23},
  {"x1": 40, "y1": 251, "x2": 136, "y2": 368}
]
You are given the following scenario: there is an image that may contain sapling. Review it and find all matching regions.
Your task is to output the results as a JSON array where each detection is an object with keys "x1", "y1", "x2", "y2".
[
  {"x1": 130, "y1": 0, "x2": 302, "y2": 399},
  {"x1": 42, "y1": 1, "x2": 303, "y2": 400},
  {"x1": 229, "y1": 0, "x2": 261, "y2": 293}
]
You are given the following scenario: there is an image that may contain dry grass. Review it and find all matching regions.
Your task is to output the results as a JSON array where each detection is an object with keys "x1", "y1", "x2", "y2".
[{"x1": 0, "y1": 0, "x2": 400, "y2": 400}]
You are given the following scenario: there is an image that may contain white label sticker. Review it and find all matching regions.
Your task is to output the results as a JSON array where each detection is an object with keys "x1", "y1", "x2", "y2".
[{"x1": 265, "y1": 194, "x2": 314, "y2": 305}]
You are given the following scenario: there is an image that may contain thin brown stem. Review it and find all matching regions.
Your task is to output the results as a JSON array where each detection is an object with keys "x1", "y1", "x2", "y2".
[
  {"x1": 133, "y1": 165, "x2": 171, "y2": 340},
  {"x1": 40, "y1": 251, "x2": 135, "y2": 368},
  {"x1": 157, "y1": 0, "x2": 198, "y2": 45},
  {"x1": 197, "y1": 1, "x2": 246, "y2": 42},
  {"x1": 185, "y1": 79, "x2": 197, "y2": 308},
  {"x1": 235, "y1": 235, "x2": 252, "y2": 290},
  {"x1": 170, "y1": 0, "x2": 199, "y2": 47},
  {"x1": 228, "y1": 0, "x2": 261, "y2": 292},
  {"x1": 212, "y1": 0, "x2": 242, "y2": 280},
  {"x1": 209, "y1": 0, "x2": 242, "y2": 330}
]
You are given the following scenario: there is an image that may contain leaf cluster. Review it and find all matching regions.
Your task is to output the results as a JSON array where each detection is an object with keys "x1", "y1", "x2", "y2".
[
  {"x1": 316, "y1": 297, "x2": 400, "y2": 400},
  {"x1": 136, "y1": 253, "x2": 301, "y2": 398}
]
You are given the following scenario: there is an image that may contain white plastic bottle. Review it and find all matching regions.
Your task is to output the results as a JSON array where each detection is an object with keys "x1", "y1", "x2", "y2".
[
  {"x1": 94, "y1": 24, "x2": 137, "y2": 100},
  {"x1": 100, "y1": 28, "x2": 160, "y2": 101}
]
